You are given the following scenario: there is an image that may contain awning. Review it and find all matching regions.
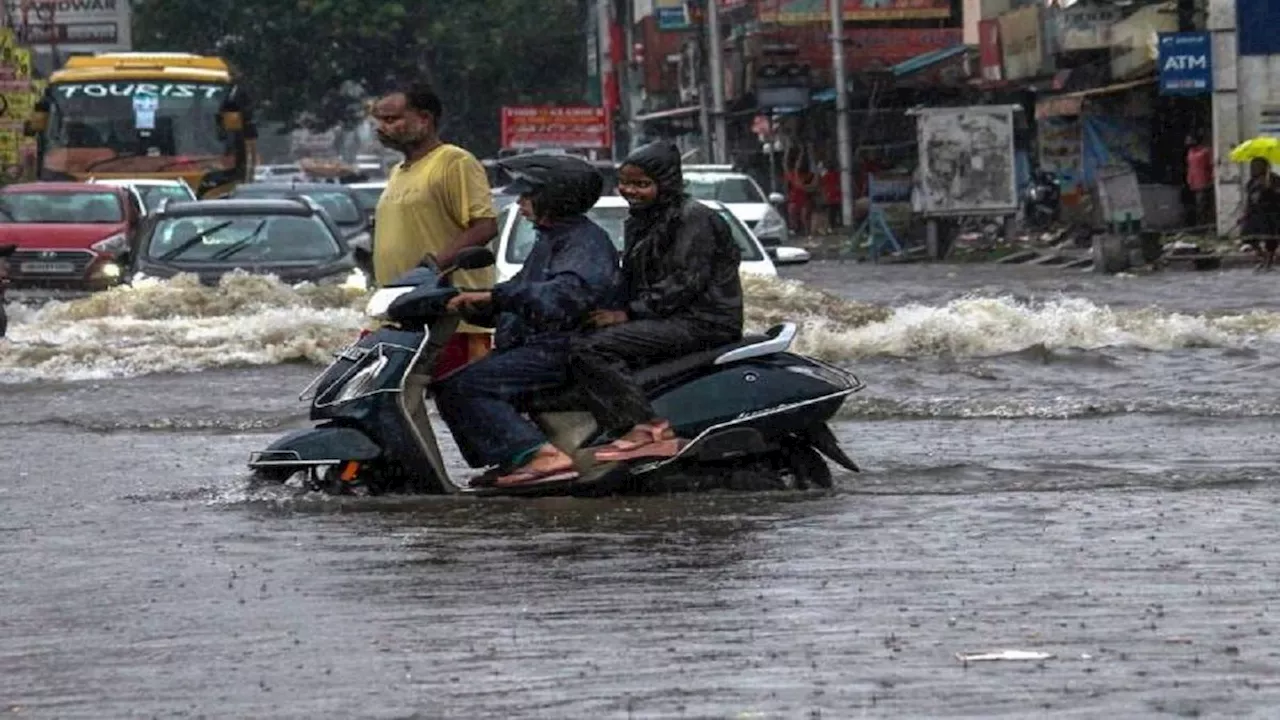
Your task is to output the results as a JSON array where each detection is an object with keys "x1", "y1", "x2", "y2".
[
  {"x1": 634, "y1": 106, "x2": 700, "y2": 123},
  {"x1": 1035, "y1": 77, "x2": 1156, "y2": 119},
  {"x1": 891, "y1": 44, "x2": 968, "y2": 77}
]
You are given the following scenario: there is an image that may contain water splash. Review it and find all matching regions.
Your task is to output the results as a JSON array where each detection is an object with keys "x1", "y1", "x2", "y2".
[{"x1": 3, "y1": 272, "x2": 1279, "y2": 384}]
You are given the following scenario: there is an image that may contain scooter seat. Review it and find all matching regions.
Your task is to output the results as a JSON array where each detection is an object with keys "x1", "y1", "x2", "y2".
[{"x1": 632, "y1": 334, "x2": 768, "y2": 389}]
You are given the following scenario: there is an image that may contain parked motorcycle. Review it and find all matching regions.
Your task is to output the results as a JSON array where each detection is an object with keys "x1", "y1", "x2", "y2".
[
  {"x1": 248, "y1": 246, "x2": 864, "y2": 497},
  {"x1": 1024, "y1": 170, "x2": 1061, "y2": 230}
]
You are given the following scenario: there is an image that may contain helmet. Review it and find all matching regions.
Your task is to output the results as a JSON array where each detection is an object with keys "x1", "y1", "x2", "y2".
[{"x1": 498, "y1": 153, "x2": 603, "y2": 220}]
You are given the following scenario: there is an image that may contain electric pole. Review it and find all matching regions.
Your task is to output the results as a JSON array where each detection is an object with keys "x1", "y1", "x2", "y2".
[
  {"x1": 707, "y1": 0, "x2": 728, "y2": 164},
  {"x1": 830, "y1": 0, "x2": 853, "y2": 227}
]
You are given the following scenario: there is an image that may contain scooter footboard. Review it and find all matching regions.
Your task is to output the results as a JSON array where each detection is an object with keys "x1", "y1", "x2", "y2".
[{"x1": 248, "y1": 426, "x2": 382, "y2": 469}]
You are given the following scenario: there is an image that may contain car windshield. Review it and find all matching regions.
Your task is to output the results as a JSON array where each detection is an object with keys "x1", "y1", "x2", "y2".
[
  {"x1": 137, "y1": 184, "x2": 195, "y2": 210},
  {"x1": 350, "y1": 186, "x2": 383, "y2": 212},
  {"x1": 147, "y1": 214, "x2": 342, "y2": 262},
  {"x1": 0, "y1": 191, "x2": 123, "y2": 223},
  {"x1": 234, "y1": 189, "x2": 364, "y2": 225},
  {"x1": 504, "y1": 205, "x2": 763, "y2": 264},
  {"x1": 684, "y1": 175, "x2": 765, "y2": 204}
]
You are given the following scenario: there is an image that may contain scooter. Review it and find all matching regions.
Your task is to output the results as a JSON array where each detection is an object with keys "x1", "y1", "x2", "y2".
[
  {"x1": 247, "y1": 246, "x2": 865, "y2": 497},
  {"x1": 1024, "y1": 170, "x2": 1061, "y2": 230}
]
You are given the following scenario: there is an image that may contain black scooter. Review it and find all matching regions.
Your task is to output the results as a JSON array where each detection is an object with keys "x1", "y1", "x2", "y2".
[
  {"x1": 248, "y1": 247, "x2": 864, "y2": 496},
  {"x1": 1024, "y1": 170, "x2": 1062, "y2": 230}
]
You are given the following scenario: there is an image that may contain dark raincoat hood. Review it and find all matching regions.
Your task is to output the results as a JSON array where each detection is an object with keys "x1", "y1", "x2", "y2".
[
  {"x1": 499, "y1": 154, "x2": 604, "y2": 220},
  {"x1": 621, "y1": 142, "x2": 685, "y2": 205}
]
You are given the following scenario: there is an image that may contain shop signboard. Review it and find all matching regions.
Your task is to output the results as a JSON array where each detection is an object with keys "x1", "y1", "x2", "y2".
[
  {"x1": 978, "y1": 19, "x2": 1003, "y2": 82},
  {"x1": 998, "y1": 5, "x2": 1044, "y2": 81},
  {"x1": 500, "y1": 106, "x2": 611, "y2": 150},
  {"x1": 1110, "y1": 1, "x2": 1176, "y2": 80},
  {"x1": 1238, "y1": 0, "x2": 1280, "y2": 56},
  {"x1": 655, "y1": 0, "x2": 689, "y2": 31},
  {"x1": 759, "y1": 0, "x2": 952, "y2": 23},
  {"x1": 783, "y1": 26, "x2": 961, "y2": 72},
  {"x1": 4, "y1": 0, "x2": 132, "y2": 51},
  {"x1": 1052, "y1": 4, "x2": 1119, "y2": 53},
  {"x1": 1157, "y1": 32, "x2": 1212, "y2": 95}
]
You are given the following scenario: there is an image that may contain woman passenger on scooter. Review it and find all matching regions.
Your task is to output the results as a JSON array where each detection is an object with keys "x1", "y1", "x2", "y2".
[
  {"x1": 571, "y1": 142, "x2": 744, "y2": 461},
  {"x1": 435, "y1": 154, "x2": 619, "y2": 487}
]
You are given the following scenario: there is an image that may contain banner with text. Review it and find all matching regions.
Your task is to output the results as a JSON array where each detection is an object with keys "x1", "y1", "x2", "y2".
[
  {"x1": 758, "y1": 0, "x2": 951, "y2": 23},
  {"x1": 500, "y1": 106, "x2": 611, "y2": 150}
]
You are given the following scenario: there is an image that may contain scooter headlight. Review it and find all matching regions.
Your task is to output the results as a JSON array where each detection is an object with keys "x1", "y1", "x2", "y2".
[{"x1": 333, "y1": 355, "x2": 389, "y2": 404}]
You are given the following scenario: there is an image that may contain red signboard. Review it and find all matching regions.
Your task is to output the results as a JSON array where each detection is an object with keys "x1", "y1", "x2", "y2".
[
  {"x1": 759, "y1": 0, "x2": 952, "y2": 23},
  {"x1": 979, "y1": 19, "x2": 1004, "y2": 82},
  {"x1": 500, "y1": 106, "x2": 611, "y2": 150},
  {"x1": 783, "y1": 27, "x2": 963, "y2": 71}
]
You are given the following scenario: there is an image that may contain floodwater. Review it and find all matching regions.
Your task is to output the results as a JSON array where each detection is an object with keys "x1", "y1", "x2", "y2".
[{"x1": 4, "y1": 264, "x2": 1280, "y2": 718}]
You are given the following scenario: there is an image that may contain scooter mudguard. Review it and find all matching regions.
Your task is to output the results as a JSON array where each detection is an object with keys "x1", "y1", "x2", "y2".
[{"x1": 250, "y1": 425, "x2": 382, "y2": 468}]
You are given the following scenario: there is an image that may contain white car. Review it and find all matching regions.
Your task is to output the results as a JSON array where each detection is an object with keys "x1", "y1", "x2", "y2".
[
  {"x1": 494, "y1": 195, "x2": 776, "y2": 283},
  {"x1": 88, "y1": 177, "x2": 196, "y2": 214},
  {"x1": 682, "y1": 167, "x2": 790, "y2": 247}
]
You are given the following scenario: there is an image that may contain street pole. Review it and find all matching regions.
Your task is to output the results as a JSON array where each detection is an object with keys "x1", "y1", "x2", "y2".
[
  {"x1": 621, "y1": 0, "x2": 641, "y2": 153},
  {"x1": 694, "y1": 37, "x2": 712, "y2": 163},
  {"x1": 707, "y1": 0, "x2": 728, "y2": 164},
  {"x1": 830, "y1": 0, "x2": 854, "y2": 227}
]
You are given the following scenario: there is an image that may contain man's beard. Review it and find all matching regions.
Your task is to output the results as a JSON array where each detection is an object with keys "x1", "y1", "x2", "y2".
[{"x1": 376, "y1": 131, "x2": 410, "y2": 153}]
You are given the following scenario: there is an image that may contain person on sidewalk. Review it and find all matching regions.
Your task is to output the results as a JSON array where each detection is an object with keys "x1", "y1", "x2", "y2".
[
  {"x1": 569, "y1": 142, "x2": 744, "y2": 462},
  {"x1": 1244, "y1": 158, "x2": 1280, "y2": 271},
  {"x1": 433, "y1": 154, "x2": 619, "y2": 488},
  {"x1": 1185, "y1": 134, "x2": 1214, "y2": 228},
  {"x1": 370, "y1": 81, "x2": 498, "y2": 377}
]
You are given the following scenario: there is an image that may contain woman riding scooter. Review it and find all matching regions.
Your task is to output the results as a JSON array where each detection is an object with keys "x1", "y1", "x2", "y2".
[
  {"x1": 571, "y1": 142, "x2": 744, "y2": 461},
  {"x1": 435, "y1": 154, "x2": 619, "y2": 487}
]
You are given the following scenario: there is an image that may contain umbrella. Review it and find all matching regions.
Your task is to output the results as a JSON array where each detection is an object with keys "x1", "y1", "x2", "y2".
[{"x1": 1229, "y1": 137, "x2": 1280, "y2": 165}]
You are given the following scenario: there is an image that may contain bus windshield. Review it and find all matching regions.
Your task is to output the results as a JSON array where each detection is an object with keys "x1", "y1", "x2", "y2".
[{"x1": 43, "y1": 81, "x2": 235, "y2": 174}]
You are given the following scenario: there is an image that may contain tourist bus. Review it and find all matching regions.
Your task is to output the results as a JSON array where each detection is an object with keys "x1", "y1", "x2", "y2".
[{"x1": 25, "y1": 52, "x2": 257, "y2": 197}]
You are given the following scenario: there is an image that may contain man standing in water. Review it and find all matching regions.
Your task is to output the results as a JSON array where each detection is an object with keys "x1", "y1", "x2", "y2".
[{"x1": 370, "y1": 82, "x2": 499, "y2": 374}]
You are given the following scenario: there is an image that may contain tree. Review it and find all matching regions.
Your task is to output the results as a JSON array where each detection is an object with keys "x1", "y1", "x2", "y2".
[{"x1": 131, "y1": 0, "x2": 589, "y2": 155}]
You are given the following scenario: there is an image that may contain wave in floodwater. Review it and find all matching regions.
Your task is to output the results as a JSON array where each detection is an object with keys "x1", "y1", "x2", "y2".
[{"x1": 3, "y1": 271, "x2": 1280, "y2": 384}]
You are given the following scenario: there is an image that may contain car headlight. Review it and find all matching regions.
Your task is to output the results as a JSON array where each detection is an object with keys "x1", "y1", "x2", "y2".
[
  {"x1": 756, "y1": 208, "x2": 788, "y2": 239},
  {"x1": 90, "y1": 233, "x2": 128, "y2": 255},
  {"x1": 98, "y1": 262, "x2": 122, "y2": 279}
]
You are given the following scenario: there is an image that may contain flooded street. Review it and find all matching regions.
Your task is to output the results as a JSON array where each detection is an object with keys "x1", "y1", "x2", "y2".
[{"x1": 4, "y1": 264, "x2": 1280, "y2": 718}]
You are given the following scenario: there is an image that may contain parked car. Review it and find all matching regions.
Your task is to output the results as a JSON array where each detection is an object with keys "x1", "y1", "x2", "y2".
[
  {"x1": 346, "y1": 181, "x2": 386, "y2": 223},
  {"x1": 0, "y1": 182, "x2": 142, "y2": 290},
  {"x1": 494, "y1": 195, "x2": 775, "y2": 283},
  {"x1": 225, "y1": 181, "x2": 370, "y2": 247},
  {"x1": 127, "y1": 197, "x2": 367, "y2": 289},
  {"x1": 682, "y1": 167, "x2": 790, "y2": 248},
  {"x1": 89, "y1": 177, "x2": 197, "y2": 214}
]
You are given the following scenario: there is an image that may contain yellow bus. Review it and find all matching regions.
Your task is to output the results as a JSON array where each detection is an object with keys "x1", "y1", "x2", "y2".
[{"x1": 25, "y1": 52, "x2": 257, "y2": 197}]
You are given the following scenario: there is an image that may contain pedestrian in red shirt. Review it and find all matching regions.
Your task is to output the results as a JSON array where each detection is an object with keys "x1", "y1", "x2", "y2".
[{"x1": 1185, "y1": 134, "x2": 1214, "y2": 228}]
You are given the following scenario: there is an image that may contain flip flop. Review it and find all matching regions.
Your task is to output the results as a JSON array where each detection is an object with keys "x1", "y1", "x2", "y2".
[
  {"x1": 494, "y1": 465, "x2": 580, "y2": 488},
  {"x1": 593, "y1": 438, "x2": 687, "y2": 463}
]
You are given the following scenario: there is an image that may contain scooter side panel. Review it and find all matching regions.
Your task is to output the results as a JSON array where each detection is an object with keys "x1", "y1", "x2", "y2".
[
  {"x1": 252, "y1": 425, "x2": 382, "y2": 466},
  {"x1": 311, "y1": 328, "x2": 425, "y2": 423},
  {"x1": 651, "y1": 355, "x2": 851, "y2": 438}
]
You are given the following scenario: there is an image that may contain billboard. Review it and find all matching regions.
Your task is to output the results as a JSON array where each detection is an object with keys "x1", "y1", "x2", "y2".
[
  {"x1": 500, "y1": 106, "x2": 612, "y2": 150},
  {"x1": 759, "y1": 0, "x2": 952, "y2": 23},
  {"x1": 5, "y1": 0, "x2": 133, "y2": 52}
]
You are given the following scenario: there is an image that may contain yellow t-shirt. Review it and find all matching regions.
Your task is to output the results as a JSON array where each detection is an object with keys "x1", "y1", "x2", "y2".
[{"x1": 373, "y1": 144, "x2": 497, "y2": 333}]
